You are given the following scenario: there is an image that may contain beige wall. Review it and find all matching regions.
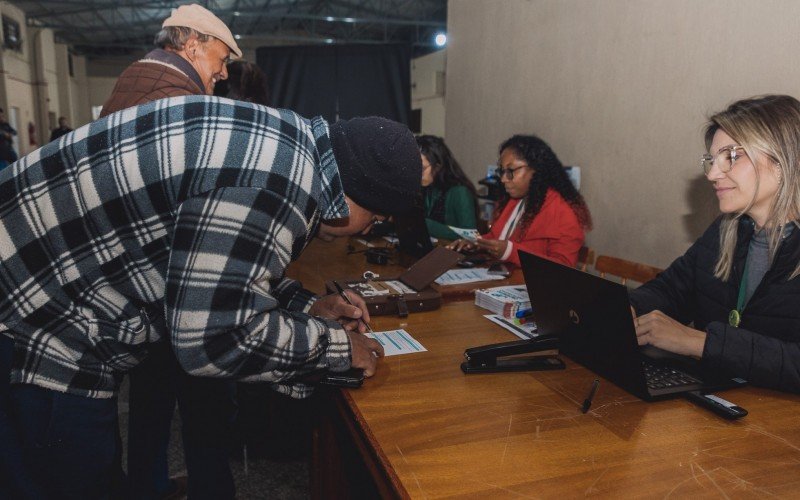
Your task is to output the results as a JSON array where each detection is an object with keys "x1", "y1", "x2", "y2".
[
  {"x1": 87, "y1": 76, "x2": 118, "y2": 116},
  {"x1": 0, "y1": 3, "x2": 92, "y2": 153},
  {"x1": 0, "y1": 2, "x2": 37, "y2": 155},
  {"x1": 412, "y1": 49, "x2": 446, "y2": 137},
  {"x1": 446, "y1": 0, "x2": 800, "y2": 268}
]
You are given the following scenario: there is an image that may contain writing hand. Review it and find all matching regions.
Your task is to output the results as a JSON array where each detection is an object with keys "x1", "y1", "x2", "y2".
[
  {"x1": 309, "y1": 290, "x2": 372, "y2": 333},
  {"x1": 347, "y1": 331, "x2": 384, "y2": 377},
  {"x1": 634, "y1": 309, "x2": 706, "y2": 358}
]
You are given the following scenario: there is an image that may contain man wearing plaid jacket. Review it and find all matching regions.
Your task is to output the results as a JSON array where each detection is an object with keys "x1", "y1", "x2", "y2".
[{"x1": 0, "y1": 95, "x2": 422, "y2": 498}]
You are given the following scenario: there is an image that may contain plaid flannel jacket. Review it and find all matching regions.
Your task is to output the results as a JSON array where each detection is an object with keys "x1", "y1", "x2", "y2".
[{"x1": 0, "y1": 95, "x2": 352, "y2": 398}]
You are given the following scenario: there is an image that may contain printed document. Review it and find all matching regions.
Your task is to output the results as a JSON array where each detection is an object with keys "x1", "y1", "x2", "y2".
[
  {"x1": 367, "y1": 329, "x2": 427, "y2": 356},
  {"x1": 435, "y1": 268, "x2": 506, "y2": 285}
]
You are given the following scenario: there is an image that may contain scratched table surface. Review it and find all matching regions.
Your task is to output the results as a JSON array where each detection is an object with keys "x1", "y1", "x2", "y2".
[{"x1": 336, "y1": 300, "x2": 800, "y2": 498}]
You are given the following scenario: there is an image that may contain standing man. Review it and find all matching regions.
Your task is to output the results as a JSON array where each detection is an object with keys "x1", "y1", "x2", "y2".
[
  {"x1": 0, "y1": 95, "x2": 421, "y2": 498},
  {"x1": 0, "y1": 108, "x2": 17, "y2": 171},
  {"x1": 101, "y1": 3, "x2": 241, "y2": 117},
  {"x1": 49, "y1": 116, "x2": 73, "y2": 142},
  {"x1": 100, "y1": 5, "x2": 244, "y2": 498}
]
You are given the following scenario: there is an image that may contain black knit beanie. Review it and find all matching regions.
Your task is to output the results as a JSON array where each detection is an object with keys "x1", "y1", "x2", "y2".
[{"x1": 329, "y1": 116, "x2": 422, "y2": 216}]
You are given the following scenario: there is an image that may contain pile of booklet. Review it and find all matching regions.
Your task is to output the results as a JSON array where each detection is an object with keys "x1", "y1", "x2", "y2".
[{"x1": 474, "y1": 285, "x2": 530, "y2": 318}]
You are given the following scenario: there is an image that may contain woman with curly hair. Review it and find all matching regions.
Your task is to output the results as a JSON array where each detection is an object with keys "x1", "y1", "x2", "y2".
[
  {"x1": 450, "y1": 134, "x2": 592, "y2": 267},
  {"x1": 416, "y1": 135, "x2": 479, "y2": 240}
]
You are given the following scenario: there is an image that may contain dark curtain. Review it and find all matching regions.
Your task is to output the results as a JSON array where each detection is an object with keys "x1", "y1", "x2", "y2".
[{"x1": 256, "y1": 44, "x2": 411, "y2": 125}]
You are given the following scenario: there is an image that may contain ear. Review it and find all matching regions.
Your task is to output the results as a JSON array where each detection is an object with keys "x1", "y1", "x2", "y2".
[{"x1": 183, "y1": 37, "x2": 201, "y2": 61}]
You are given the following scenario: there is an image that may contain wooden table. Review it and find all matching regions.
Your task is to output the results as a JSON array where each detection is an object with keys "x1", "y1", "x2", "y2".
[
  {"x1": 290, "y1": 238, "x2": 800, "y2": 498},
  {"x1": 286, "y1": 237, "x2": 524, "y2": 299}
]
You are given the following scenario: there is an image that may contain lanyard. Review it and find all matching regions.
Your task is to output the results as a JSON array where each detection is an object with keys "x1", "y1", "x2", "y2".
[{"x1": 729, "y1": 259, "x2": 750, "y2": 327}]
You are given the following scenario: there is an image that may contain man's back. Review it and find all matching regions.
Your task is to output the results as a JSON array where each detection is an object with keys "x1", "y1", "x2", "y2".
[{"x1": 0, "y1": 96, "x2": 329, "y2": 397}]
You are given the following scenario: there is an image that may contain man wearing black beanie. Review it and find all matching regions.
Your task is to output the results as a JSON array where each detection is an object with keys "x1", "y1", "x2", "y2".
[
  {"x1": 0, "y1": 95, "x2": 422, "y2": 497},
  {"x1": 319, "y1": 115, "x2": 423, "y2": 238}
]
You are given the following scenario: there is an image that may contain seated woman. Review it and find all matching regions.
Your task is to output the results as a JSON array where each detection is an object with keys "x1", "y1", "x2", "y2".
[
  {"x1": 631, "y1": 94, "x2": 800, "y2": 393},
  {"x1": 417, "y1": 135, "x2": 479, "y2": 240},
  {"x1": 450, "y1": 134, "x2": 591, "y2": 267}
]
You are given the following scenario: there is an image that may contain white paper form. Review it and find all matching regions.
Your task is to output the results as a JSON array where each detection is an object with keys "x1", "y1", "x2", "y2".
[
  {"x1": 449, "y1": 226, "x2": 481, "y2": 241},
  {"x1": 485, "y1": 314, "x2": 538, "y2": 340},
  {"x1": 435, "y1": 268, "x2": 506, "y2": 285},
  {"x1": 367, "y1": 329, "x2": 427, "y2": 356}
]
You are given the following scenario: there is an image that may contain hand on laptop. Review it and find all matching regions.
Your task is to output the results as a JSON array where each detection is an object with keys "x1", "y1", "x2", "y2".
[
  {"x1": 447, "y1": 238, "x2": 477, "y2": 253},
  {"x1": 633, "y1": 309, "x2": 706, "y2": 358},
  {"x1": 475, "y1": 238, "x2": 508, "y2": 260},
  {"x1": 448, "y1": 237, "x2": 509, "y2": 260}
]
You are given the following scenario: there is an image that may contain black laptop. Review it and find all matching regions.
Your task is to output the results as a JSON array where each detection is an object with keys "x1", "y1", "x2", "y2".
[
  {"x1": 393, "y1": 210, "x2": 435, "y2": 259},
  {"x1": 518, "y1": 250, "x2": 745, "y2": 401}
]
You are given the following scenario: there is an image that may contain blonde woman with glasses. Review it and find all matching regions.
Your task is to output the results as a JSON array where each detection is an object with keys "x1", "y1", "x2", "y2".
[{"x1": 631, "y1": 94, "x2": 800, "y2": 393}]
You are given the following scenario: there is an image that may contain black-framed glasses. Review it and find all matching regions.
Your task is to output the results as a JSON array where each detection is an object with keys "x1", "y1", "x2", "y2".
[
  {"x1": 494, "y1": 165, "x2": 529, "y2": 180},
  {"x1": 701, "y1": 146, "x2": 747, "y2": 175}
]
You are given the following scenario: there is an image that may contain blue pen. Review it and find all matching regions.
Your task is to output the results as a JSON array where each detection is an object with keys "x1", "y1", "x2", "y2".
[{"x1": 515, "y1": 308, "x2": 533, "y2": 318}]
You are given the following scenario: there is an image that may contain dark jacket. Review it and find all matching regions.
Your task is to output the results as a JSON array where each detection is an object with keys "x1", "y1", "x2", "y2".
[
  {"x1": 100, "y1": 49, "x2": 205, "y2": 117},
  {"x1": 49, "y1": 126, "x2": 72, "y2": 142},
  {"x1": 630, "y1": 216, "x2": 800, "y2": 393}
]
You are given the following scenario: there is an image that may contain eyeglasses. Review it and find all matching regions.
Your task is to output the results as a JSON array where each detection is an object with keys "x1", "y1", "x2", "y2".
[
  {"x1": 701, "y1": 146, "x2": 747, "y2": 175},
  {"x1": 494, "y1": 165, "x2": 529, "y2": 180}
]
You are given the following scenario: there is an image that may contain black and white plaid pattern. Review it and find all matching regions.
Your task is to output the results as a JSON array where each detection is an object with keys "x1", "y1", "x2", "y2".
[{"x1": 0, "y1": 96, "x2": 351, "y2": 398}]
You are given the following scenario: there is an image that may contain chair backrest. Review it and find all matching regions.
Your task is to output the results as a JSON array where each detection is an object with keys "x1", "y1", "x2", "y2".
[
  {"x1": 595, "y1": 255, "x2": 663, "y2": 286},
  {"x1": 576, "y1": 246, "x2": 595, "y2": 272}
]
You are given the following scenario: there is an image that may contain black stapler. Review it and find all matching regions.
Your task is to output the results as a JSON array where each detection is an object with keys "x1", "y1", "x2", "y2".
[{"x1": 461, "y1": 338, "x2": 565, "y2": 374}]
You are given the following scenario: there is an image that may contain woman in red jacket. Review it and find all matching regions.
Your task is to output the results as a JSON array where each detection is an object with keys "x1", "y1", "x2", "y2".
[{"x1": 450, "y1": 135, "x2": 592, "y2": 267}]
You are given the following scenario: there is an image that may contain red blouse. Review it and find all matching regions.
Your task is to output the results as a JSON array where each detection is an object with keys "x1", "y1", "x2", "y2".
[{"x1": 483, "y1": 189, "x2": 585, "y2": 267}]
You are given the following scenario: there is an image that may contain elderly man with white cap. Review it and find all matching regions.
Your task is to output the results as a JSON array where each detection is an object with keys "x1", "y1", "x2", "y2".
[
  {"x1": 99, "y1": 5, "x2": 244, "y2": 499},
  {"x1": 100, "y1": 4, "x2": 242, "y2": 117}
]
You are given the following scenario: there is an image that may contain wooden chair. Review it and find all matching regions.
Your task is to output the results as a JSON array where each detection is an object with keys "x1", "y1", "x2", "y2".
[
  {"x1": 576, "y1": 246, "x2": 595, "y2": 272},
  {"x1": 595, "y1": 254, "x2": 663, "y2": 285}
]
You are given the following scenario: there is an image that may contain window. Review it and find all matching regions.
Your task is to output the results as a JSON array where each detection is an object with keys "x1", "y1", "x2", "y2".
[{"x1": 2, "y1": 16, "x2": 22, "y2": 51}]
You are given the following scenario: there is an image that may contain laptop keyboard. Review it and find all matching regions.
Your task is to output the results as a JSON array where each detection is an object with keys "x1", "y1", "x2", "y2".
[{"x1": 642, "y1": 361, "x2": 701, "y2": 390}]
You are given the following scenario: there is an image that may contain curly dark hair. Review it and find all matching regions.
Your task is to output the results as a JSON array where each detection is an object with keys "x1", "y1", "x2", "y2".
[
  {"x1": 416, "y1": 135, "x2": 479, "y2": 218},
  {"x1": 213, "y1": 61, "x2": 270, "y2": 106},
  {"x1": 495, "y1": 135, "x2": 592, "y2": 237}
]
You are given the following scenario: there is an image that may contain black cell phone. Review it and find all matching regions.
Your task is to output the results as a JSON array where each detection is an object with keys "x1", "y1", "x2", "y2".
[
  {"x1": 458, "y1": 255, "x2": 489, "y2": 268},
  {"x1": 685, "y1": 391, "x2": 747, "y2": 419},
  {"x1": 319, "y1": 368, "x2": 365, "y2": 388},
  {"x1": 487, "y1": 262, "x2": 510, "y2": 277}
]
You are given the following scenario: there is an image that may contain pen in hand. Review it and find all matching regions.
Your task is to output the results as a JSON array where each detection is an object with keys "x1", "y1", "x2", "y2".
[
  {"x1": 581, "y1": 379, "x2": 600, "y2": 414},
  {"x1": 333, "y1": 281, "x2": 374, "y2": 334}
]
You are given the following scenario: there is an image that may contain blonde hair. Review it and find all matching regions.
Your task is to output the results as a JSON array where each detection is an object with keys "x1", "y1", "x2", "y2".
[{"x1": 705, "y1": 95, "x2": 800, "y2": 281}]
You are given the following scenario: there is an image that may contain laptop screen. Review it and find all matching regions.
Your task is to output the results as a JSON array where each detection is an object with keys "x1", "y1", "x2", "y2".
[
  {"x1": 518, "y1": 250, "x2": 650, "y2": 399},
  {"x1": 393, "y1": 210, "x2": 435, "y2": 258}
]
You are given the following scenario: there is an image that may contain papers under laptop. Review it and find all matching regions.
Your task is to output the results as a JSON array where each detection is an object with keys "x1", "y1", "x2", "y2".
[{"x1": 518, "y1": 250, "x2": 745, "y2": 401}]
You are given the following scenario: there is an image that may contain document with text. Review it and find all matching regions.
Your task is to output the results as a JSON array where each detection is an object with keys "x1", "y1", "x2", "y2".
[
  {"x1": 435, "y1": 268, "x2": 506, "y2": 285},
  {"x1": 367, "y1": 329, "x2": 427, "y2": 356}
]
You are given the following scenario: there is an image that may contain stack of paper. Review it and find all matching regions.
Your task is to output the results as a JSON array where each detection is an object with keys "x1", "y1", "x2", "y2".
[{"x1": 474, "y1": 285, "x2": 530, "y2": 318}]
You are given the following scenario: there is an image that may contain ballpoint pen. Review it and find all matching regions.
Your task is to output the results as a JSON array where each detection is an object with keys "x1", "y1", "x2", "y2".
[
  {"x1": 581, "y1": 379, "x2": 600, "y2": 414},
  {"x1": 333, "y1": 280, "x2": 374, "y2": 334}
]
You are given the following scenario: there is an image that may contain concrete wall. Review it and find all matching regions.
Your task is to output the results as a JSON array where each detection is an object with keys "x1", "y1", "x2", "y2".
[
  {"x1": 445, "y1": 0, "x2": 800, "y2": 268},
  {"x1": 0, "y1": 2, "x2": 37, "y2": 155},
  {"x1": 411, "y1": 49, "x2": 446, "y2": 137},
  {"x1": 87, "y1": 76, "x2": 118, "y2": 118},
  {"x1": 0, "y1": 2, "x2": 92, "y2": 153}
]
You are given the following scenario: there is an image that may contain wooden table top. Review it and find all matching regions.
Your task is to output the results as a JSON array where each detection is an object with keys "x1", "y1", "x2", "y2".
[
  {"x1": 340, "y1": 304, "x2": 800, "y2": 498},
  {"x1": 291, "y1": 236, "x2": 800, "y2": 498},
  {"x1": 286, "y1": 237, "x2": 523, "y2": 299}
]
